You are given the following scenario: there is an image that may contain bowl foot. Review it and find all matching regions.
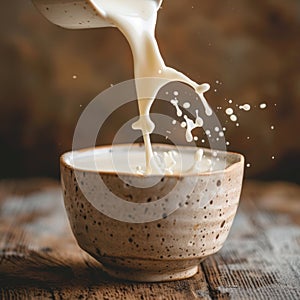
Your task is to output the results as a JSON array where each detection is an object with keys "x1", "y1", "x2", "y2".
[{"x1": 102, "y1": 264, "x2": 199, "y2": 282}]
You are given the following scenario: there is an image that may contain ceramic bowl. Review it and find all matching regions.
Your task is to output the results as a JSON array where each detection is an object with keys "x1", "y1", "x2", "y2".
[{"x1": 60, "y1": 144, "x2": 244, "y2": 282}]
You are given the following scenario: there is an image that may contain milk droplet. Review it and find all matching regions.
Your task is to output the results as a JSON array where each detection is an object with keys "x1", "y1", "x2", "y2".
[
  {"x1": 136, "y1": 165, "x2": 144, "y2": 175},
  {"x1": 201, "y1": 139, "x2": 205, "y2": 143},
  {"x1": 228, "y1": 99, "x2": 233, "y2": 104},
  {"x1": 195, "y1": 149, "x2": 203, "y2": 161},
  {"x1": 72, "y1": 75, "x2": 77, "y2": 79},
  {"x1": 239, "y1": 104, "x2": 251, "y2": 111},
  {"x1": 223, "y1": 127, "x2": 226, "y2": 131},
  {"x1": 194, "y1": 136, "x2": 199, "y2": 141},
  {"x1": 246, "y1": 163, "x2": 251, "y2": 168},
  {"x1": 173, "y1": 91, "x2": 179, "y2": 96},
  {"x1": 271, "y1": 125, "x2": 275, "y2": 130},
  {"x1": 247, "y1": 136, "x2": 250, "y2": 140},
  {"x1": 271, "y1": 156, "x2": 275, "y2": 160},
  {"x1": 230, "y1": 115, "x2": 238, "y2": 122},
  {"x1": 183, "y1": 102, "x2": 191, "y2": 109},
  {"x1": 195, "y1": 110, "x2": 203, "y2": 127},
  {"x1": 236, "y1": 123, "x2": 240, "y2": 127},
  {"x1": 205, "y1": 130, "x2": 211, "y2": 135},
  {"x1": 214, "y1": 127, "x2": 220, "y2": 132},
  {"x1": 196, "y1": 84, "x2": 212, "y2": 116},
  {"x1": 226, "y1": 141, "x2": 230, "y2": 146},
  {"x1": 226, "y1": 108, "x2": 234, "y2": 115},
  {"x1": 181, "y1": 122, "x2": 187, "y2": 128},
  {"x1": 171, "y1": 99, "x2": 183, "y2": 117},
  {"x1": 219, "y1": 131, "x2": 224, "y2": 137},
  {"x1": 184, "y1": 114, "x2": 203, "y2": 143},
  {"x1": 172, "y1": 120, "x2": 176, "y2": 125},
  {"x1": 260, "y1": 103, "x2": 267, "y2": 109}
]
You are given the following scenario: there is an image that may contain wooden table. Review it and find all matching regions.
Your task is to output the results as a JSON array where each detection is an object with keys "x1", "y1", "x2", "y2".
[{"x1": 0, "y1": 179, "x2": 299, "y2": 299}]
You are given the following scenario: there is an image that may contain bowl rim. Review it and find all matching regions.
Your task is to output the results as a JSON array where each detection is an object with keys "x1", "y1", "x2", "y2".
[{"x1": 60, "y1": 143, "x2": 244, "y2": 177}]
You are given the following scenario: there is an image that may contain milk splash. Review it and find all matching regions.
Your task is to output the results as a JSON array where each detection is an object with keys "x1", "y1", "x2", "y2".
[{"x1": 94, "y1": 0, "x2": 212, "y2": 174}]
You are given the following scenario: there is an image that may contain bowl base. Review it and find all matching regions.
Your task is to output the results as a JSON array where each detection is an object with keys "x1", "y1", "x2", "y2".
[{"x1": 102, "y1": 264, "x2": 199, "y2": 282}]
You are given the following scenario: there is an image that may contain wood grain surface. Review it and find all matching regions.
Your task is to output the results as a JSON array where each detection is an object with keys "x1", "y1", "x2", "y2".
[{"x1": 0, "y1": 179, "x2": 299, "y2": 299}]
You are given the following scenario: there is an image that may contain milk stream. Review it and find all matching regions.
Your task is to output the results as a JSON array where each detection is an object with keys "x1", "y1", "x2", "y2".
[{"x1": 93, "y1": 0, "x2": 213, "y2": 174}]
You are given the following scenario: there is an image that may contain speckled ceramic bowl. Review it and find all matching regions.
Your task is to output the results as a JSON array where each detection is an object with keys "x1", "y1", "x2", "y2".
[{"x1": 60, "y1": 144, "x2": 244, "y2": 282}]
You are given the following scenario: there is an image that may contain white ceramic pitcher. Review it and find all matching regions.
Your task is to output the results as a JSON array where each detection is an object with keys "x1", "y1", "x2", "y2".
[{"x1": 32, "y1": 0, "x2": 163, "y2": 29}]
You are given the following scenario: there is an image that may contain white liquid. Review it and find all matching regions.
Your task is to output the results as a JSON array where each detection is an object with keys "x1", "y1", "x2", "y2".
[
  {"x1": 93, "y1": 0, "x2": 212, "y2": 174},
  {"x1": 260, "y1": 103, "x2": 267, "y2": 109},
  {"x1": 65, "y1": 146, "x2": 226, "y2": 175},
  {"x1": 230, "y1": 115, "x2": 238, "y2": 122},
  {"x1": 239, "y1": 104, "x2": 251, "y2": 111},
  {"x1": 225, "y1": 108, "x2": 234, "y2": 115}
]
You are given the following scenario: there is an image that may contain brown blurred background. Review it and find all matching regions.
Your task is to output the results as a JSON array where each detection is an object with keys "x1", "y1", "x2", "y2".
[{"x1": 0, "y1": 0, "x2": 299, "y2": 182}]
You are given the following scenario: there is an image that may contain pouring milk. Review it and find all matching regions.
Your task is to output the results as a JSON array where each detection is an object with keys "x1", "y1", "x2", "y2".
[
  {"x1": 91, "y1": 0, "x2": 212, "y2": 173},
  {"x1": 33, "y1": 0, "x2": 214, "y2": 175}
]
